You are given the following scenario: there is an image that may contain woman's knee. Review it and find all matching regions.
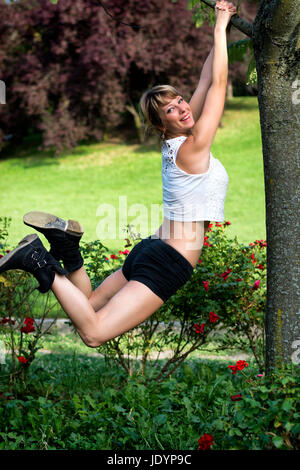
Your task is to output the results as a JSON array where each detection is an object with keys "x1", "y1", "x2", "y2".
[{"x1": 81, "y1": 333, "x2": 106, "y2": 348}]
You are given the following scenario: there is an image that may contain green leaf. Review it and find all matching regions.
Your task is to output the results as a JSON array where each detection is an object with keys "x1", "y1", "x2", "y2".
[
  {"x1": 85, "y1": 395, "x2": 97, "y2": 410},
  {"x1": 228, "y1": 39, "x2": 251, "y2": 64},
  {"x1": 272, "y1": 435, "x2": 284, "y2": 448},
  {"x1": 281, "y1": 399, "x2": 293, "y2": 412},
  {"x1": 246, "y1": 54, "x2": 257, "y2": 86},
  {"x1": 291, "y1": 423, "x2": 300, "y2": 435},
  {"x1": 154, "y1": 414, "x2": 167, "y2": 425},
  {"x1": 284, "y1": 422, "x2": 294, "y2": 432},
  {"x1": 114, "y1": 405, "x2": 126, "y2": 413}
]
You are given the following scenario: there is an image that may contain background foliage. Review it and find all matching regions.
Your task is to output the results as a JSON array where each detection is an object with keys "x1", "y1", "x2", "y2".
[{"x1": 0, "y1": 0, "x2": 257, "y2": 154}]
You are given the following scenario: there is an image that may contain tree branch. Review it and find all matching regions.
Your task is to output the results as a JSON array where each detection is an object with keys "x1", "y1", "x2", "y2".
[{"x1": 199, "y1": 0, "x2": 254, "y2": 38}]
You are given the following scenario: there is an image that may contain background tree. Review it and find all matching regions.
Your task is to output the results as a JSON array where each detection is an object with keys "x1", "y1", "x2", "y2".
[{"x1": 194, "y1": 0, "x2": 299, "y2": 373}]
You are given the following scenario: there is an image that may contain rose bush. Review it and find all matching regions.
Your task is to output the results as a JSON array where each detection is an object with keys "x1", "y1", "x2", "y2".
[
  {"x1": 0, "y1": 218, "x2": 59, "y2": 388},
  {"x1": 80, "y1": 221, "x2": 266, "y2": 380}
]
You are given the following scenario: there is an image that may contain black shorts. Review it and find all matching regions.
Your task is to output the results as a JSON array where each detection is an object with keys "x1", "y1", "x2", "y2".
[{"x1": 121, "y1": 235, "x2": 194, "y2": 302}]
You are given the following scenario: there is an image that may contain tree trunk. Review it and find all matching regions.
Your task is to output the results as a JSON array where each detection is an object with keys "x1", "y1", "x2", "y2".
[
  {"x1": 252, "y1": 0, "x2": 300, "y2": 372},
  {"x1": 226, "y1": 76, "x2": 233, "y2": 99}
]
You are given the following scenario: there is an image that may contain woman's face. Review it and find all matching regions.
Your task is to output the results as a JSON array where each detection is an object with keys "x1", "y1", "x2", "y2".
[{"x1": 158, "y1": 95, "x2": 195, "y2": 139}]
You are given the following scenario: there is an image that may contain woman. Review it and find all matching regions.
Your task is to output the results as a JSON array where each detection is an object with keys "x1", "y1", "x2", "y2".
[{"x1": 0, "y1": 1, "x2": 236, "y2": 348}]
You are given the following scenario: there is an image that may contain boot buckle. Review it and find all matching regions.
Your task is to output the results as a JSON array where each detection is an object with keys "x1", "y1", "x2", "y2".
[
  {"x1": 37, "y1": 260, "x2": 47, "y2": 268},
  {"x1": 31, "y1": 251, "x2": 47, "y2": 269},
  {"x1": 31, "y1": 250, "x2": 40, "y2": 261}
]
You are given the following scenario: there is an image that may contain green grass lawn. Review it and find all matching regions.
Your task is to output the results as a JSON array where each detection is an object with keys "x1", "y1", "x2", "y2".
[{"x1": 0, "y1": 96, "x2": 265, "y2": 252}]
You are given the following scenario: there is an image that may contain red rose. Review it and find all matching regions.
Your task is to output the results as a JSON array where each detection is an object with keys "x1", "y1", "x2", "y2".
[
  {"x1": 110, "y1": 254, "x2": 118, "y2": 259},
  {"x1": 198, "y1": 259, "x2": 202, "y2": 264},
  {"x1": 221, "y1": 268, "x2": 232, "y2": 281},
  {"x1": 252, "y1": 280, "x2": 261, "y2": 290},
  {"x1": 122, "y1": 249, "x2": 130, "y2": 255},
  {"x1": 20, "y1": 325, "x2": 35, "y2": 333},
  {"x1": 229, "y1": 360, "x2": 248, "y2": 374},
  {"x1": 20, "y1": 317, "x2": 35, "y2": 333},
  {"x1": 231, "y1": 394, "x2": 243, "y2": 401},
  {"x1": 223, "y1": 221, "x2": 231, "y2": 226},
  {"x1": 215, "y1": 222, "x2": 222, "y2": 227},
  {"x1": 17, "y1": 356, "x2": 28, "y2": 364},
  {"x1": 198, "y1": 433, "x2": 214, "y2": 450},
  {"x1": 203, "y1": 236, "x2": 212, "y2": 247},
  {"x1": 256, "y1": 239, "x2": 267, "y2": 248},
  {"x1": 228, "y1": 365, "x2": 238, "y2": 375},
  {"x1": 236, "y1": 360, "x2": 248, "y2": 370},
  {"x1": 194, "y1": 323, "x2": 205, "y2": 334},
  {"x1": 202, "y1": 281, "x2": 209, "y2": 291},
  {"x1": 1, "y1": 317, "x2": 15, "y2": 325},
  {"x1": 257, "y1": 264, "x2": 264, "y2": 270},
  {"x1": 235, "y1": 278, "x2": 243, "y2": 282},
  {"x1": 209, "y1": 311, "x2": 220, "y2": 323}
]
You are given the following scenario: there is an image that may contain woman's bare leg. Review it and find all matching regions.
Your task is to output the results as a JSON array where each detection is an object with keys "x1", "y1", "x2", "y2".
[
  {"x1": 66, "y1": 267, "x2": 92, "y2": 298},
  {"x1": 88, "y1": 268, "x2": 129, "y2": 310},
  {"x1": 51, "y1": 273, "x2": 164, "y2": 347},
  {"x1": 66, "y1": 266, "x2": 129, "y2": 310}
]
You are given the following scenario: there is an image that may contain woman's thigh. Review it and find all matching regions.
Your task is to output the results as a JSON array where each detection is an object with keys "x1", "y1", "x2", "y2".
[
  {"x1": 89, "y1": 267, "x2": 128, "y2": 311},
  {"x1": 93, "y1": 279, "x2": 164, "y2": 345}
]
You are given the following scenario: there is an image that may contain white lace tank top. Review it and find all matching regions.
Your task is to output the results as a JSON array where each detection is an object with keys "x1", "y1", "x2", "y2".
[{"x1": 161, "y1": 136, "x2": 229, "y2": 222}]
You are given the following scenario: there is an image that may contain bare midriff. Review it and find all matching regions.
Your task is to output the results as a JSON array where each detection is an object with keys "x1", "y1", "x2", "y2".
[{"x1": 153, "y1": 217, "x2": 210, "y2": 269}]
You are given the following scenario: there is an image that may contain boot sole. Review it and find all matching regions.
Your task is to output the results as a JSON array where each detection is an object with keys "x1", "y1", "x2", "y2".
[
  {"x1": 23, "y1": 211, "x2": 84, "y2": 237},
  {"x1": 0, "y1": 234, "x2": 38, "y2": 273}
]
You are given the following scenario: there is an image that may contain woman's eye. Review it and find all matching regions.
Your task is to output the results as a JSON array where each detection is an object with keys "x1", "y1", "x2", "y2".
[{"x1": 167, "y1": 107, "x2": 174, "y2": 114}]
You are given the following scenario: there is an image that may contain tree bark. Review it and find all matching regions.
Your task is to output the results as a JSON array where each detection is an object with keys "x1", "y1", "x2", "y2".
[{"x1": 252, "y1": 0, "x2": 300, "y2": 372}]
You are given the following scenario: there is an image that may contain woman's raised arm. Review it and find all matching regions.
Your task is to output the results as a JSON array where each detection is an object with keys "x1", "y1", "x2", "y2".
[
  {"x1": 189, "y1": 47, "x2": 214, "y2": 123},
  {"x1": 189, "y1": 1, "x2": 237, "y2": 152}
]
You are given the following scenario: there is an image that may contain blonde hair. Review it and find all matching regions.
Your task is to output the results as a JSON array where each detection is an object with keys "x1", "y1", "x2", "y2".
[{"x1": 139, "y1": 85, "x2": 181, "y2": 140}]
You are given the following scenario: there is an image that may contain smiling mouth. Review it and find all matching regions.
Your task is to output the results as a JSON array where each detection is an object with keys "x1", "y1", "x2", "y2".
[{"x1": 181, "y1": 114, "x2": 190, "y2": 122}]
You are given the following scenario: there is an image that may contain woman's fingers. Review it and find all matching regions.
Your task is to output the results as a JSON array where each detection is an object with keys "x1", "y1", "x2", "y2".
[{"x1": 215, "y1": 0, "x2": 236, "y2": 11}]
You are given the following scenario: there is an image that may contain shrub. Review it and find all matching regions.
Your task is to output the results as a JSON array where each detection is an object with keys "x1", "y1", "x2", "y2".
[
  {"x1": 81, "y1": 221, "x2": 266, "y2": 381},
  {"x1": 0, "y1": 217, "x2": 59, "y2": 389}
]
